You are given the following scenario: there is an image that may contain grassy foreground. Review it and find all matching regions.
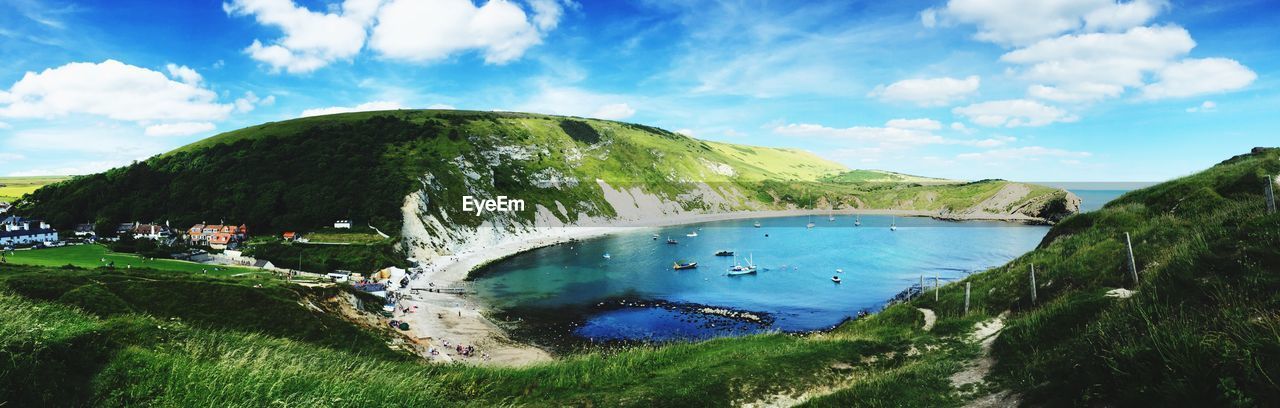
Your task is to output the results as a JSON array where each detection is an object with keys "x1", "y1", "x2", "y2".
[{"x1": 4, "y1": 244, "x2": 262, "y2": 276}]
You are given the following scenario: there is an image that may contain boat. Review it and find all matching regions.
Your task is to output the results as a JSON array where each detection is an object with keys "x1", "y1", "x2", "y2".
[
  {"x1": 753, "y1": 221, "x2": 762, "y2": 228},
  {"x1": 828, "y1": 211, "x2": 835, "y2": 222},
  {"x1": 732, "y1": 254, "x2": 757, "y2": 276},
  {"x1": 806, "y1": 215, "x2": 815, "y2": 228},
  {"x1": 602, "y1": 253, "x2": 611, "y2": 259},
  {"x1": 835, "y1": 268, "x2": 844, "y2": 273},
  {"x1": 686, "y1": 231, "x2": 698, "y2": 237},
  {"x1": 714, "y1": 250, "x2": 734, "y2": 256},
  {"x1": 673, "y1": 261, "x2": 698, "y2": 270},
  {"x1": 831, "y1": 276, "x2": 842, "y2": 283},
  {"x1": 652, "y1": 233, "x2": 660, "y2": 240},
  {"x1": 854, "y1": 215, "x2": 861, "y2": 227},
  {"x1": 666, "y1": 236, "x2": 678, "y2": 244},
  {"x1": 890, "y1": 216, "x2": 898, "y2": 231}
]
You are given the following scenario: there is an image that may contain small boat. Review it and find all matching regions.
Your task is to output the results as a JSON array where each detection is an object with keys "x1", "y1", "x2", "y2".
[
  {"x1": 806, "y1": 215, "x2": 815, "y2": 229},
  {"x1": 673, "y1": 261, "x2": 698, "y2": 270},
  {"x1": 602, "y1": 253, "x2": 611, "y2": 259},
  {"x1": 686, "y1": 231, "x2": 698, "y2": 237},
  {"x1": 753, "y1": 221, "x2": 762, "y2": 228},
  {"x1": 831, "y1": 276, "x2": 842, "y2": 283},
  {"x1": 835, "y1": 268, "x2": 844, "y2": 273},
  {"x1": 828, "y1": 211, "x2": 835, "y2": 222},
  {"x1": 666, "y1": 236, "x2": 678, "y2": 245},
  {"x1": 727, "y1": 254, "x2": 758, "y2": 275},
  {"x1": 854, "y1": 216, "x2": 861, "y2": 227},
  {"x1": 652, "y1": 233, "x2": 660, "y2": 240},
  {"x1": 714, "y1": 250, "x2": 734, "y2": 256},
  {"x1": 890, "y1": 216, "x2": 898, "y2": 231}
]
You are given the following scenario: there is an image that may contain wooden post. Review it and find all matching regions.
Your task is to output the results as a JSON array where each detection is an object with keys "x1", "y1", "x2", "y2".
[
  {"x1": 964, "y1": 282, "x2": 971, "y2": 315},
  {"x1": 1267, "y1": 175, "x2": 1276, "y2": 214},
  {"x1": 1029, "y1": 264, "x2": 1037, "y2": 305},
  {"x1": 934, "y1": 275, "x2": 939, "y2": 302},
  {"x1": 919, "y1": 275, "x2": 925, "y2": 299},
  {"x1": 1125, "y1": 232, "x2": 1139, "y2": 285}
]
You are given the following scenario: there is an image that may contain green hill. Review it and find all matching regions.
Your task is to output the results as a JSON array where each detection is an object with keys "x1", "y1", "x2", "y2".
[
  {"x1": 2, "y1": 149, "x2": 1275, "y2": 406},
  {"x1": 17, "y1": 110, "x2": 1071, "y2": 233}
]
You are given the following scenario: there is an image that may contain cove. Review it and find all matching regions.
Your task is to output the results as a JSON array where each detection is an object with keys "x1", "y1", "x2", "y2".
[{"x1": 472, "y1": 214, "x2": 1051, "y2": 346}]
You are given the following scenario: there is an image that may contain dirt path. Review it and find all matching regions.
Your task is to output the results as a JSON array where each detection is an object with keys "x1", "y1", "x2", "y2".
[
  {"x1": 918, "y1": 308, "x2": 936, "y2": 331},
  {"x1": 950, "y1": 312, "x2": 1006, "y2": 388}
]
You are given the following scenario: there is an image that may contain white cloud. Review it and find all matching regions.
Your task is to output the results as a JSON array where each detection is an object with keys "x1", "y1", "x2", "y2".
[
  {"x1": 591, "y1": 103, "x2": 635, "y2": 120},
  {"x1": 870, "y1": 76, "x2": 980, "y2": 106},
  {"x1": 924, "y1": 0, "x2": 1167, "y2": 46},
  {"x1": 0, "y1": 153, "x2": 25, "y2": 161},
  {"x1": 885, "y1": 118, "x2": 943, "y2": 131},
  {"x1": 298, "y1": 100, "x2": 405, "y2": 117},
  {"x1": 7, "y1": 160, "x2": 133, "y2": 177},
  {"x1": 233, "y1": 91, "x2": 274, "y2": 113},
  {"x1": 675, "y1": 129, "x2": 694, "y2": 136},
  {"x1": 0, "y1": 60, "x2": 232, "y2": 122},
  {"x1": 368, "y1": 0, "x2": 563, "y2": 64},
  {"x1": 144, "y1": 122, "x2": 216, "y2": 137},
  {"x1": 1141, "y1": 58, "x2": 1257, "y2": 99},
  {"x1": 224, "y1": 0, "x2": 377, "y2": 73},
  {"x1": 0, "y1": 121, "x2": 10, "y2": 129},
  {"x1": 1002, "y1": 25, "x2": 1194, "y2": 102},
  {"x1": 1185, "y1": 100, "x2": 1216, "y2": 113},
  {"x1": 427, "y1": 103, "x2": 457, "y2": 110},
  {"x1": 957, "y1": 146, "x2": 1092, "y2": 161},
  {"x1": 953, "y1": 99, "x2": 1077, "y2": 127},
  {"x1": 775, "y1": 118, "x2": 1009, "y2": 148},
  {"x1": 165, "y1": 63, "x2": 203, "y2": 85},
  {"x1": 516, "y1": 85, "x2": 636, "y2": 119}
]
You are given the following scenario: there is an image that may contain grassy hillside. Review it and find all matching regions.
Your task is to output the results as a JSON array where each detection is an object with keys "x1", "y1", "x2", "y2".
[
  {"x1": 0, "y1": 176, "x2": 69, "y2": 202},
  {"x1": 900, "y1": 147, "x2": 1280, "y2": 406},
  {"x1": 4, "y1": 244, "x2": 262, "y2": 276},
  {"x1": 16, "y1": 110, "x2": 1072, "y2": 237},
  {"x1": 2, "y1": 149, "x2": 1275, "y2": 406},
  {"x1": 822, "y1": 169, "x2": 954, "y2": 184}
]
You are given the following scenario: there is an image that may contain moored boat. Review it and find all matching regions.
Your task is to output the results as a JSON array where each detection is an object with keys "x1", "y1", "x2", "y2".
[
  {"x1": 714, "y1": 250, "x2": 734, "y2": 256},
  {"x1": 673, "y1": 261, "x2": 698, "y2": 270}
]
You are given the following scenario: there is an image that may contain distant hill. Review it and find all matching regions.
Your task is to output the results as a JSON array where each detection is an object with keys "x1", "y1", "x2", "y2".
[
  {"x1": 0, "y1": 176, "x2": 69, "y2": 203},
  {"x1": 822, "y1": 169, "x2": 954, "y2": 184}
]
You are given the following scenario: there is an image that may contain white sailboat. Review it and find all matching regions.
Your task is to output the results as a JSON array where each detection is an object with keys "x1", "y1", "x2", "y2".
[
  {"x1": 806, "y1": 215, "x2": 815, "y2": 228},
  {"x1": 828, "y1": 210, "x2": 835, "y2": 222},
  {"x1": 890, "y1": 216, "x2": 898, "y2": 231},
  {"x1": 686, "y1": 230, "x2": 699, "y2": 237},
  {"x1": 753, "y1": 220, "x2": 762, "y2": 228},
  {"x1": 854, "y1": 215, "x2": 861, "y2": 227}
]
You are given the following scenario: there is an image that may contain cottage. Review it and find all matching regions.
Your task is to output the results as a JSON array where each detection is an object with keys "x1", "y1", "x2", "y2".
[
  {"x1": 132, "y1": 223, "x2": 171, "y2": 240},
  {"x1": 333, "y1": 220, "x2": 352, "y2": 229},
  {"x1": 0, "y1": 216, "x2": 58, "y2": 246},
  {"x1": 188, "y1": 222, "x2": 249, "y2": 246},
  {"x1": 0, "y1": 202, "x2": 10, "y2": 214},
  {"x1": 73, "y1": 223, "x2": 96, "y2": 237}
]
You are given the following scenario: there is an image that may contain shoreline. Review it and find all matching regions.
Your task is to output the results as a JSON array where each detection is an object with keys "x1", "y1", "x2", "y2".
[{"x1": 396, "y1": 208, "x2": 1047, "y2": 366}]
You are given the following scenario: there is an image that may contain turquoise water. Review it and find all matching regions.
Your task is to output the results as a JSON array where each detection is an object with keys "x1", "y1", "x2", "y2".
[{"x1": 473, "y1": 215, "x2": 1049, "y2": 343}]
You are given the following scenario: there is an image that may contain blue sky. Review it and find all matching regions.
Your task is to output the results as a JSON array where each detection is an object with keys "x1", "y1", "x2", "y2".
[{"x1": 0, "y1": 0, "x2": 1277, "y2": 181}]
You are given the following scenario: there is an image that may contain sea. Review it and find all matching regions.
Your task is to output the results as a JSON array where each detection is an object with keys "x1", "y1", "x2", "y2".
[{"x1": 471, "y1": 189, "x2": 1130, "y2": 345}]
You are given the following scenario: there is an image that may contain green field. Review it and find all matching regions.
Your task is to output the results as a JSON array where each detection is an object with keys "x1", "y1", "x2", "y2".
[
  {"x1": 303, "y1": 228, "x2": 387, "y2": 244},
  {"x1": 0, "y1": 176, "x2": 69, "y2": 202},
  {"x1": 3, "y1": 244, "x2": 262, "y2": 276}
]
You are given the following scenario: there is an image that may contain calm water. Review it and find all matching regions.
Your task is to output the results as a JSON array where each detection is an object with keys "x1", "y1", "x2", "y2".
[
  {"x1": 473, "y1": 215, "x2": 1048, "y2": 343},
  {"x1": 473, "y1": 190, "x2": 1129, "y2": 344}
]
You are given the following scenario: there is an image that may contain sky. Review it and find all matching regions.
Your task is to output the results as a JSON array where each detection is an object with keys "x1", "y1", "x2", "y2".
[{"x1": 0, "y1": 0, "x2": 1277, "y2": 182}]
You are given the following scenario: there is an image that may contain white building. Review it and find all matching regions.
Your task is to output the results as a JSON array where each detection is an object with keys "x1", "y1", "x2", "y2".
[
  {"x1": 0, "y1": 216, "x2": 59, "y2": 245},
  {"x1": 333, "y1": 220, "x2": 352, "y2": 229}
]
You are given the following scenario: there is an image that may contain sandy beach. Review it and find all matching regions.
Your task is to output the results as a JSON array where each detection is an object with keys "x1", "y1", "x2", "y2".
[{"x1": 395, "y1": 208, "x2": 1041, "y2": 366}]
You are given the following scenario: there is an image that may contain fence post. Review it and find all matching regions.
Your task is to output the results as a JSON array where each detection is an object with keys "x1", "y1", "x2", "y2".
[
  {"x1": 964, "y1": 282, "x2": 971, "y2": 315},
  {"x1": 934, "y1": 275, "x2": 939, "y2": 302},
  {"x1": 1267, "y1": 175, "x2": 1276, "y2": 214},
  {"x1": 919, "y1": 275, "x2": 925, "y2": 299},
  {"x1": 1125, "y1": 232, "x2": 1139, "y2": 285},
  {"x1": 1029, "y1": 264, "x2": 1037, "y2": 305}
]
